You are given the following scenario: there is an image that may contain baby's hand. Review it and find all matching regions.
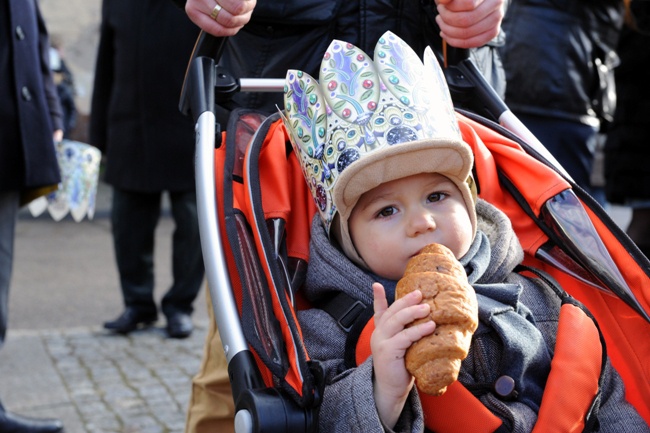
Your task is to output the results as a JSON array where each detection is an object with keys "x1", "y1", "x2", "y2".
[
  {"x1": 435, "y1": 0, "x2": 504, "y2": 48},
  {"x1": 371, "y1": 282, "x2": 436, "y2": 428}
]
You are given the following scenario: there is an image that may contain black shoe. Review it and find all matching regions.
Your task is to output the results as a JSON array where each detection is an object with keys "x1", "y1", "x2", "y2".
[
  {"x1": 166, "y1": 313, "x2": 193, "y2": 339},
  {"x1": 0, "y1": 409, "x2": 64, "y2": 433},
  {"x1": 103, "y1": 308, "x2": 157, "y2": 334}
]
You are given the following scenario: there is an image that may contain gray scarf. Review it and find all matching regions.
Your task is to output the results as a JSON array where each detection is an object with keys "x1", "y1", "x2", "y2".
[{"x1": 461, "y1": 230, "x2": 550, "y2": 410}]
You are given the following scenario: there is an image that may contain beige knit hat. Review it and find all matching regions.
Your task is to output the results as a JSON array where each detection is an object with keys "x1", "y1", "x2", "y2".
[{"x1": 282, "y1": 31, "x2": 476, "y2": 267}]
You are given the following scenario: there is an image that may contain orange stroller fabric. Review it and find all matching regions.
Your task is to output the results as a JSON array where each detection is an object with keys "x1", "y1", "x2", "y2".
[
  {"x1": 458, "y1": 113, "x2": 650, "y2": 423},
  {"x1": 216, "y1": 112, "x2": 650, "y2": 425}
]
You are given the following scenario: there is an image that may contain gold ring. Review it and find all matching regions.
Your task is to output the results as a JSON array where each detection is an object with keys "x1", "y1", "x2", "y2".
[{"x1": 210, "y1": 3, "x2": 222, "y2": 20}]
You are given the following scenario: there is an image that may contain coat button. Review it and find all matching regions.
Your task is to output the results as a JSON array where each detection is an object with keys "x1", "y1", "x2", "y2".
[
  {"x1": 493, "y1": 375, "x2": 518, "y2": 400},
  {"x1": 15, "y1": 26, "x2": 25, "y2": 40},
  {"x1": 21, "y1": 86, "x2": 32, "y2": 101}
]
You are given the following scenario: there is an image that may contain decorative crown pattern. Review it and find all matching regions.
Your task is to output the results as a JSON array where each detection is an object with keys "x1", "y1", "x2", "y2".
[{"x1": 282, "y1": 31, "x2": 461, "y2": 234}]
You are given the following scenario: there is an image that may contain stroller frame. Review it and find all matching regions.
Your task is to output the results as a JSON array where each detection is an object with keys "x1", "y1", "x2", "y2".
[{"x1": 180, "y1": 32, "x2": 650, "y2": 433}]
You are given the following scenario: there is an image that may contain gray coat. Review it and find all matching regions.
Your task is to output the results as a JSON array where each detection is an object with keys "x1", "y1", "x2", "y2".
[{"x1": 298, "y1": 199, "x2": 648, "y2": 432}]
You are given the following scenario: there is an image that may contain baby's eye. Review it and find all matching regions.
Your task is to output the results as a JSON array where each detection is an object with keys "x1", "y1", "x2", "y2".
[
  {"x1": 377, "y1": 206, "x2": 396, "y2": 218},
  {"x1": 427, "y1": 192, "x2": 447, "y2": 203}
]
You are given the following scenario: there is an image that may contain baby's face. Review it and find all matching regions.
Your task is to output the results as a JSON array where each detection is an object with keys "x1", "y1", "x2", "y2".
[{"x1": 348, "y1": 172, "x2": 473, "y2": 280}]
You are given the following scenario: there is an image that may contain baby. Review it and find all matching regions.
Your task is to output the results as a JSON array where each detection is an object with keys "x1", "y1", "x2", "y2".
[{"x1": 282, "y1": 31, "x2": 648, "y2": 433}]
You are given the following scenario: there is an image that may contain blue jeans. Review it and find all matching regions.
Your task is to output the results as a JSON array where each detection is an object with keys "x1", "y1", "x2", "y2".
[
  {"x1": 111, "y1": 188, "x2": 204, "y2": 319},
  {"x1": 0, "y1": 191, "x2": 19, "y2": 346}
]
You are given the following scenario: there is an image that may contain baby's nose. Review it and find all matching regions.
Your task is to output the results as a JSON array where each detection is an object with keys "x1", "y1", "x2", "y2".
[{"x1": 407, "y1": 210, "x2": 436, "y2": 236}]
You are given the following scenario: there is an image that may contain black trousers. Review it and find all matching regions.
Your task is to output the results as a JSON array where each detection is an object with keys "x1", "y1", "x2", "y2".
[
  {"x1": 0, "y1": 191, "x2": 19, "y2": 347},
  {"x1": 111, "y1": 188, "x2": 204, "y2": 318}
]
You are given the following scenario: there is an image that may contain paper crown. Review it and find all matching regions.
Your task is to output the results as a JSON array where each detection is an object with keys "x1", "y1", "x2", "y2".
[{"x1": 282, "y1": 31, "x2": 466, "y2": 237}]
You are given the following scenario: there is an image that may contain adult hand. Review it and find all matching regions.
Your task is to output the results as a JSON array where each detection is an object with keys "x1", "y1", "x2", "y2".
[
  {"x1": 53, "y1": 129, "x2": 63, "y2": 143},
  {"x1": 185, "y1": 0, "x2": 256, "y2": 36},
  {"x1": 435, "y1": 0, "x2": 505, "y2": 48}
]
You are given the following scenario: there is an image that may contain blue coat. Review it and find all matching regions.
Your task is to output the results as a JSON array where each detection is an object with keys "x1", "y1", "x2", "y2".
[
  {"x1": 0, "y1": 0, "x2": 62, "y2": 193},
  {"x1": 500, "y1": 0, "x2": 625, "y2": 126}
]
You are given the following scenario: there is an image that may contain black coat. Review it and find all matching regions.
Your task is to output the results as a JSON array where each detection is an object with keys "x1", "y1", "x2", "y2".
[
  {"x1": 0, "y1": 0, "x2": 62, "y2": 193},
  {"x1": 604, "y1": 2, "x2": 650, "y2": 203},
  {"x1": 89, "y1": 0, "x2": 200, "y2": 192},
  {"x1": 204, "y1": 0, "x2": 506, "y2": 123}
]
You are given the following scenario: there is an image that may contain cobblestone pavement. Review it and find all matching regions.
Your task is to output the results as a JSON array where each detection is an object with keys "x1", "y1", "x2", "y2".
[
  {"x1": 1, "y1": 185, "x2": 214, "y2": 433},
  {"x1": 49, "y1": 326, "x2": 205, "y2": 433},
  {"x1": 1, "y1": 324, "x2": 209, "y2": 433}
]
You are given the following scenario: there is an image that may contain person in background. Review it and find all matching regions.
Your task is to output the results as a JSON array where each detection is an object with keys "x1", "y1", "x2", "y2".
[
  {"x1": 48, "y1": 35, "x2": 77, "y2": 140},
  {"x1": 171, "y1": 1, "x2": 508, "y2": 431},
  {"x1": 604, "y1": 1, "x2": 650, "y2": 258},
  {"x1": 0, "y1": 1, "x2": 65, "y2": 432},
  {"x1": 90, "y1": 0, "x2": 204, "y2": 339},
  {"x1": 499, "y1": 0, "x2": 626, "y2": 207}
]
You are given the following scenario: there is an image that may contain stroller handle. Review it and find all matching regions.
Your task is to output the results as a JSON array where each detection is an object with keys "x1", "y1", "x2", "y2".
[{"x1": 179, "y1": 32, "x2": 226, "y2": 119}]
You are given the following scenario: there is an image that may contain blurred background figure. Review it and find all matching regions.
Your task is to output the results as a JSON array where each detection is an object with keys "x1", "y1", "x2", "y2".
[
  {"x1": 500, "y1": 0, "x2": 626, "y2": 207},
  {"x1": 604, "y1": 1, "x2": 650, "y2": 258},
  {"x1": 48, "y1": 35, "x2": 77, "y2": 140},
  {"x1": 89, "y1": 0, "x2": 204, "y2": 339},
  {"x1": 0, "y1": 0, "x2": 65, "y2": 432}
]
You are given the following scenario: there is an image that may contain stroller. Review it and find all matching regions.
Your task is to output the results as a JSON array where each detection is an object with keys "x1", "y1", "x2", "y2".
[{"x1": 180, "y1": 31, "x2": 650, "y2": 432}]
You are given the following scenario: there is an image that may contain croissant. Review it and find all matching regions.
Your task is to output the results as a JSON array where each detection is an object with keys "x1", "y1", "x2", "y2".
[{"x1": 395, "y1": 243, "x2": 479, "y2": 396}]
